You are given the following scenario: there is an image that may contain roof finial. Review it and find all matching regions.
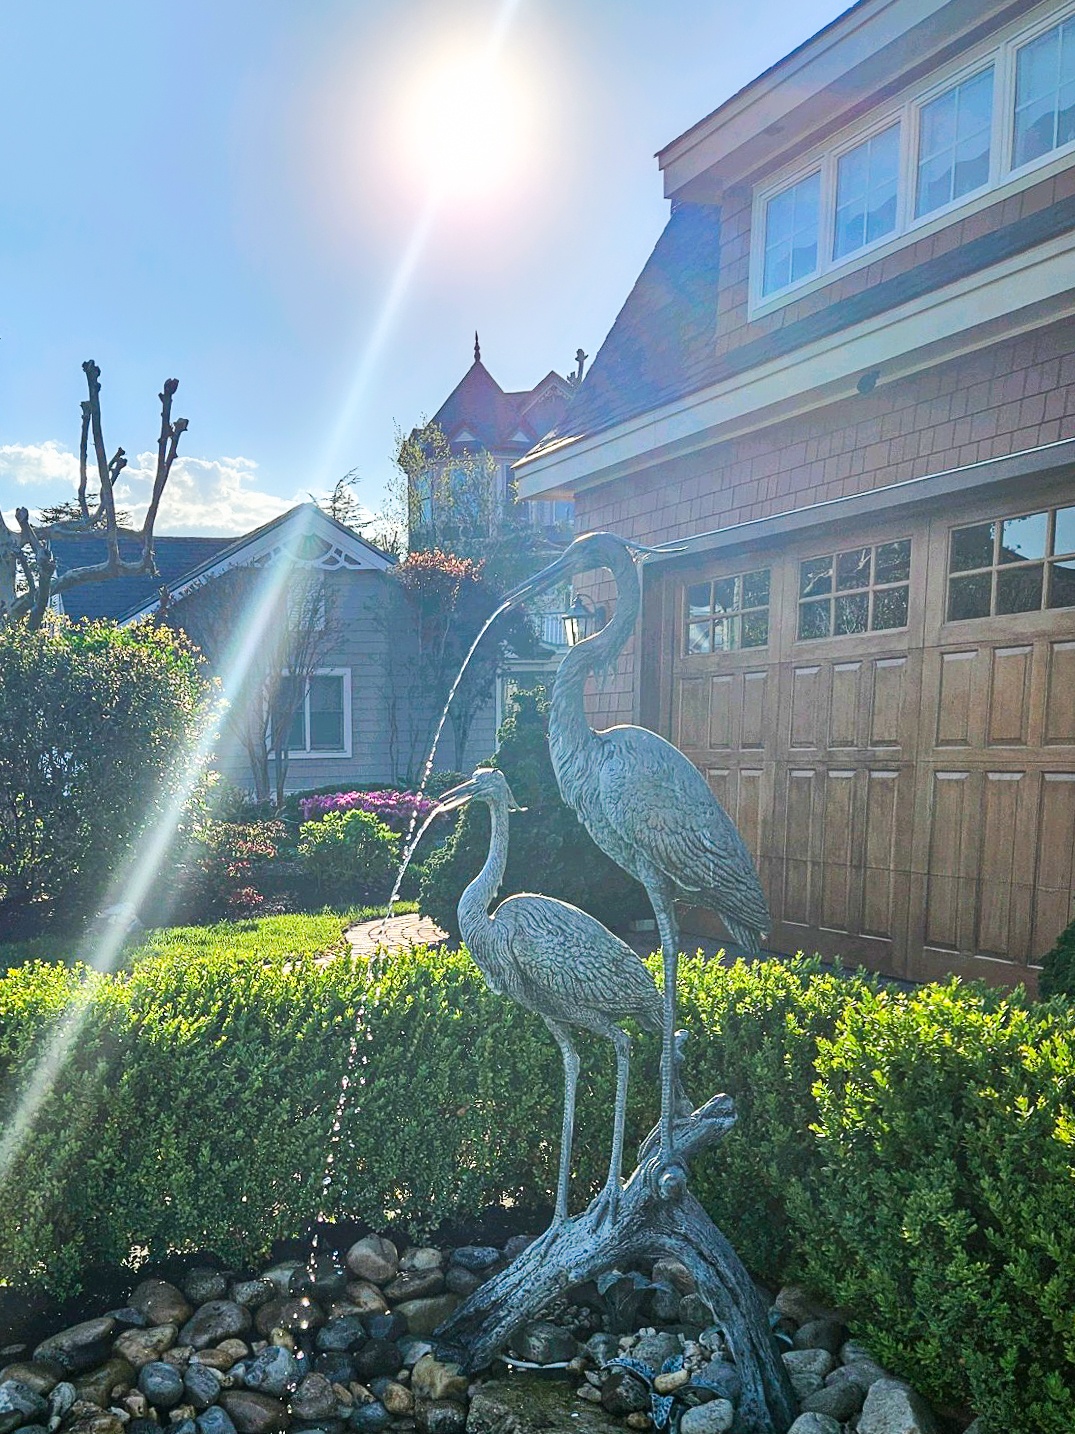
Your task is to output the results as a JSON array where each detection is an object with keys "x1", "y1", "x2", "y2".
[{"x1": 474, "y1": 331, "x2": 481, "y2": 364}]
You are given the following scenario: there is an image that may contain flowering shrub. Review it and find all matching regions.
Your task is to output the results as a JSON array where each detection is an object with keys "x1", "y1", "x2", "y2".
[
  {"x1": 299, "y1": 788, "x2": 438, "y2": 836},
  {"x1": 297, "y1": 808, "x2": 399, "y2": 902},
  {"x1": 168, "y1": 819, "x2": 286, "y2": 922}
]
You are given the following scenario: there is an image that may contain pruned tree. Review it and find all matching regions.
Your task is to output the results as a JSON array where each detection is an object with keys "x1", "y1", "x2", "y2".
[
  {"x1": 0, "y1": 361, "x2": 186, "y2": 630},
  {"x1": 169, "y1": 563, "x2": 338, "y2": 808}
]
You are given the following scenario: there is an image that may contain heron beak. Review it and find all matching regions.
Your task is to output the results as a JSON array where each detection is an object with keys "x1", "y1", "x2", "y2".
[
  {"x1": 501, "y1": 547, "x2": 577, "y2": 605},
  {"x1": 435, "y1": 777, "x2": 479, "y2": 812},
  {"x1": 626, "y1": 538, "x2": 689, "y2": 557}
]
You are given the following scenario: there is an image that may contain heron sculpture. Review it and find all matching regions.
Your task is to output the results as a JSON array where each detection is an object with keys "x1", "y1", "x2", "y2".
[
  {"x1": 438, "y1": 765, "x2": 683, "y2": 1228},
  {"x1": 505, "y1": 532, "x2": 770, "y2": 1169}
]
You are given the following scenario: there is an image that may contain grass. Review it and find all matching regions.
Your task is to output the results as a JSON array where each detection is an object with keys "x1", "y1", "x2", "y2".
[{"x1": 0, "y1": 902, "x2": 419, "y2": 974}]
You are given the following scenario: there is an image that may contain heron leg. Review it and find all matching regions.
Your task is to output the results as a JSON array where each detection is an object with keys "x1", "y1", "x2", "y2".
[
  {"x1": 651, "y1": 896, "x2": 681, "y2": 1167},
  {"x1": 590, "y1": 1024, "x2": 631, "y2": 1228},
  {"x1": 543, "y1": 1017, "x2": 580, "y2": 1227}
]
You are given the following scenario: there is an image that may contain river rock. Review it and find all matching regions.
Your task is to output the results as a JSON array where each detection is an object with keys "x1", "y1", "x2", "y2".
[
  {"x1": 509, "y1": 1321, "x2": 577, "y2": 1366},
  {"x1": 773, "y1": 1286, "x2": 831, "y2": 1325},
  {"x1": 183, "y1": 1271, "x2": 228, "y2": 1306},
  {"x1": 409, "y1": 1357, "x2": 466, "y2": 1405},
  {"x1": 678, "y1": 1294, "x2": 713, "y2": 1329},
  {"x1": 348, "y1": 1403, "x2": 389, "y2": 1433},
  {"x1": 0, "y1": 1380, "x2": 48, "y2": 1434},
  {"x1": 600, "y1": 1369, "x2": 648, "y2": 1415},
  {"x1": 74, "y1": 1358, "x2": 135, "y2": 1407},
  {"x1": 138, "y1": 1362, "x2": 184, "y2": 1409},
  {"x1": 678, "y1": 1402, "x2": 735, "y2": 1434},
  {"x1": 391, "y1": 1296, "x2": 457, "y2": 1338},
  {"x1": 414, "y1": 1399, "x2": 465, "y2": 1434},
  {"x1": 290, "y1": 1375, "x2": 337, "y2": 1423},
  {"x1": 312, "y1": 1354, "x2": 353, "y2": 1386},
  {"x1": 631, "y1": 1332, "x2": 680, "y2": 1370},
  {"x1": 180, "y1": 1303, "x2": 252, "y2": 1351},
  {"x1": 243, "y1": 1347, "x2": 299, "y2": 1398},
  {"x1": 230, "y1": 1283, "x2": 273, "y2": 1311},
  {"x1": 379, "y1": 1382, "x2": 412, "y2": 1417},
  {"x1": 47, "y1": 1382, "x2": 77, "y2": 1421},
  {"x1": 444, "y1": 1268, "x2": 481, "y2": 1299},
  {"x1": 383, "y1": 1271, "x2": 444, "y2": 1303},
  {"x1": 827, "y1": 1358, "x2": 889, "y2": 1393},
  {"x1": 859, "y1": 1379, "x2": 939, "y2": 1434},
  {"x1": 129, "y1": 1283, "x2": 193, "y2": 1329},
  {"x1": 468, "y1": 1379, "x2": 615, "y2": 1434},
  {"x1": 802, "y1": 1380, "x2": 864, "y2": 1421},
  {"x1": 195, "y1": 1407, "x2": 238, "y2": 1434},
  {"x1": 315, "y1": 1320, "x2": 365, "y2": 1355},
  {"x1": 448, "y1": 1247, "x2": 499, "y2": 1273},
  {"x1": 66, "y1": 1413, "x2": 125, "y2": 1434},
  {"x1": 113, "y1": 1326, "x2": 178, "y2": 1371},
  {"x1": 693, "y1": 1359, "x2": 740, "y2": 1403},
  {"x1": 363, "y1": 1314, "x2": 406, "y2": 1344},
  {"x1": 254, "y1": 1302, "x2": 323, "y2": 1340},
  {"x1": 783, "y1": 1349, "x2": 835, "y2": 1382},
  {"x1": 34, "y1": 1321, "x2": 116, "y2": 1377},
  {"x1": 0, "y1": 1365, "x2": 62, "y2": 1398},
  {"x1": 344, "y1": 1239, "x2": 397, "y2": 1288},
  {"x1": 182, "y1": 1364, "x2": 223, "y2": 1411},
  {"x1": 105, "y1": 1309, "x2": 147, "y2": 1332},
  {"x1": 218, "y1": 1392, "x2": 289, "y2": 1434},
  {"x1": 793, "y1": 1319, "x2": 847, "y2": 1354},
  {"x1": 340, "y1": 1283, "x2": 386, "y2": 1319},
  {"x1": 351, "y1": 1343, "x2": 401, "y2": 1383},
  {"x1": 260, "y1": 1265, "x2": 305, "y2": 1299},
  {"x1": 787, "y1": 1416, "x2": 842, "y2": 1434}
]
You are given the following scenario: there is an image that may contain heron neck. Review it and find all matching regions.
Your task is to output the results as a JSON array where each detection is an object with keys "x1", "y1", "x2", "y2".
[
  {"x1": 457, "y1": 793, "x2": 509, "y2": 951},
  {"x1": 549, "y1": 546, "x2": 640, "y2": 798}
]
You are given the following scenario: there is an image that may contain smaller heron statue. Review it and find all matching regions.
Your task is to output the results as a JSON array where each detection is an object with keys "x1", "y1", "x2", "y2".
[{"x1": 438, "y1": 767, "x2": 686, "y2": 1230}]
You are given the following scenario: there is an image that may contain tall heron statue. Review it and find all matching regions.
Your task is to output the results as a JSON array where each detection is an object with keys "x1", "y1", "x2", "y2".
[
  {"x1": 438, "y1": 766, "x2": 684, "y2": 1228},
  {"x1": 504, "y1": 532, "x2": 770, "y2": 1169}
]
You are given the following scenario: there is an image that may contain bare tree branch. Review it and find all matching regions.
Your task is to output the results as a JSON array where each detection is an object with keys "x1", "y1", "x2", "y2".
[{"x1": 1, "y1": 361, "x2": 188, "y2": 630}]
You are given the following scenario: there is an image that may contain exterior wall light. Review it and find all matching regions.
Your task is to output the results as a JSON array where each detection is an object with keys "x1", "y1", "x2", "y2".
[{"x1": 559, "y1": 593, "x2": 607, "y2": 646}]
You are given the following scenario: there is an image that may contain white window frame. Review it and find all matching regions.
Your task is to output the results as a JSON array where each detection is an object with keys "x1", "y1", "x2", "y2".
[
  {"x1": 749, "y1": 1, "x2": 1075, "y2": 318},
  {"x1": 281, "y1": 667, "x2": 352, "y2": 760}
]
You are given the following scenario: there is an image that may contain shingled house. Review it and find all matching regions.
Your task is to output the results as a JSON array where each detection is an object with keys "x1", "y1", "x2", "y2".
[{"x1": 516, "y1": 0, "x2": 1075, "y2": 991}]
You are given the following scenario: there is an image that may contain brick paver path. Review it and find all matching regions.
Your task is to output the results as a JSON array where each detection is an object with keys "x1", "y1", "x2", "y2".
[{"x1": 344, "y1": 911, "x2": 447, "y2": 957}]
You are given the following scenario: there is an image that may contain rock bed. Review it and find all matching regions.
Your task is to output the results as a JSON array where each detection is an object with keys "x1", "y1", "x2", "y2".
[{"x1": 0, "y1": 1234, "x2": 972, "y2": 1434}]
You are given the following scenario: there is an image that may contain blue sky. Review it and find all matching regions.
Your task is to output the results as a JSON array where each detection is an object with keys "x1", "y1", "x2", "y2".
[{"x1": 1, "y1": 0, "x2": 846, "y2": 535}]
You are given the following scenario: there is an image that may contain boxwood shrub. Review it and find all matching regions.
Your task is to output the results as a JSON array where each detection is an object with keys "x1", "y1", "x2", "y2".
[{"x1": 0, "y1": 926, "x2": 1072, "y2": 1431}]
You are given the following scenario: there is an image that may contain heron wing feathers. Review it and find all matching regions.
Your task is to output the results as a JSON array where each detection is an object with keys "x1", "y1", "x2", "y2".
[
  {"x1": 596, "y1": 726, "x2": 769, "y2": 931},
  {"x1": 490, "y1": 893, "x2": 661, "y2": 1028}
]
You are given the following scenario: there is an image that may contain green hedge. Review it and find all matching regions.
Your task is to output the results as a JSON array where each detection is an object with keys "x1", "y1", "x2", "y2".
[
  {"x1": 1040, "y1": 915, "x2": 1075, "y2": 1000},
  {"x1": 1, "y1": 926, "x2": 1073, "y2": 1430}
]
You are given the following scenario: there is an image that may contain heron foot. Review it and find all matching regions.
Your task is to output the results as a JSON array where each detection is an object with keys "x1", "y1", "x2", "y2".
[
  {"x1": 587, "y1": 1177, "x2": 621, "y2": 1230},
  {"x1": 527, "y1": 1217, "x2": 567, "y2": 1260}
]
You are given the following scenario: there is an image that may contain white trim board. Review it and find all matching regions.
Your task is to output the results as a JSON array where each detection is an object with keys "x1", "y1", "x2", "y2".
[{"x1": 514, "y1": 231, "x2": 1075, "y2": 501}]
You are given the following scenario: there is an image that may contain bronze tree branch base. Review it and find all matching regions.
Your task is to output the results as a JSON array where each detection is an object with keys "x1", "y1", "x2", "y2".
[{"x1": 434, "y1": 1094, "x2": 798, "y2": 1434}]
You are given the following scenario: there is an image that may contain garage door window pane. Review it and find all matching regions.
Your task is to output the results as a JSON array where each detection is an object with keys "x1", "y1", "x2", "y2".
[
  {"x1": 996, "y1": 564, "x2": 1044, "y2": 614},
  {"x1": 1000, "y1": 511, "x2": 1047, "y2": 562},
  {"x1": 948, "y1": 572, "x2": 992, "y2": 620},
  {"x1": 950, "y1": 522, "x2": 995, "y2": 572},
  {"x1": 873, "y1": 586, "x2": 909, "y2": 630}
]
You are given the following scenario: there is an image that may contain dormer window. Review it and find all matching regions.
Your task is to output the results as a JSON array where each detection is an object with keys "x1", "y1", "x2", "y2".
[
  {"x1": 750, "y1": 5, "x2": 1075, "y2": 315},
  {"x1": 833, "y1": 123, "x2": 900, "y2": 259},
  {"x1": 1013, "y1": 16, "x2": 1075, "y2": 168},
  {"x1": 915, "y1": 68, "x2": 993, "y2": 218},
  {"x1": 762, "y1": 172, "x2": 820, "y2": 297}
]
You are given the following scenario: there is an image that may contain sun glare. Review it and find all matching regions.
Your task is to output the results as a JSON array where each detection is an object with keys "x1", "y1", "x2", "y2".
[{"x1": 401, "y1": 46, "x2": 528, "y2": 199}]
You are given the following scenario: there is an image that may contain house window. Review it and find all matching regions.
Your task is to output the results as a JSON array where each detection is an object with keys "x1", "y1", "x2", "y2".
[
  {"x1": 284, "y1": 670, "x2": 351, "y2": 755},
  {"x1": 1013, "y1": 17, "x2": 1075, "y2": 169},
  {"x1": 947, "y1": 506, "x2": 1075, "y2": 620},
  {"x1": 762, "y1": 172, "x2": 820, "y2": 297},
  {"x1": 751, "y1": 6, "x2": 1075, "y2": 313},
  {"x1": 798, "y1": 539, "x2": 911, "y2": 640},
  {"x1": 685, "y1": 568, "x2": 770, "y2": 653},
  {"x1": 834, "y1": 123, "x2": 900, "y2": 259},
  {"x1": 915, "y1": 68, "x2": 994, "y2": 218}
]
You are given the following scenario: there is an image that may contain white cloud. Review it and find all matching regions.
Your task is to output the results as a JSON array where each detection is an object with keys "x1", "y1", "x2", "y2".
[{"x1": 0, "y1": 441, "x2": 310, "y2": 537}]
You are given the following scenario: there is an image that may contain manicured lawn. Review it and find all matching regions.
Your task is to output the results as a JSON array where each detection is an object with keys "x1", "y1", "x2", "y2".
[{"x1": 0, "y1": 903, "x2": 418, "y2": 972}]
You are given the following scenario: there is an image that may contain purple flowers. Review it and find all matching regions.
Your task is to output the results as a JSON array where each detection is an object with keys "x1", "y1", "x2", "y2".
[{"x1": 299, "y1": 789, "x2": 437, "y2": 835}]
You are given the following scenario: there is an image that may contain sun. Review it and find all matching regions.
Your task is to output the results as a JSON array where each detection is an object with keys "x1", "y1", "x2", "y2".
[{"x1": 400, "y1": 45, "x2": 529, "y2": 200}]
